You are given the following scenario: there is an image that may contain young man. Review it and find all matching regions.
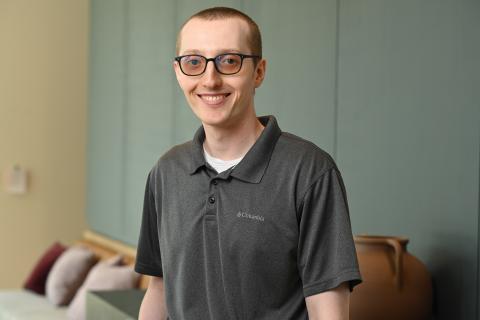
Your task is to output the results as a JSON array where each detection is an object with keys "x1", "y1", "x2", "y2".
[{"x1": 135, "y1": 7, "x2": 361, "y2": 320}]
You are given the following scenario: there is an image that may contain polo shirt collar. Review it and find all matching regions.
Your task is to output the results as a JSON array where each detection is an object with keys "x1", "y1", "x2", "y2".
[{"x1": 189, "y1": 115, "x2": 282, "y2": 183}]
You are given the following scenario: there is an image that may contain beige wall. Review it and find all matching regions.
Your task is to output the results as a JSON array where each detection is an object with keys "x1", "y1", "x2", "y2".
[{"x1": 0, "y1": 0, "x2": 89, "y2": 288}]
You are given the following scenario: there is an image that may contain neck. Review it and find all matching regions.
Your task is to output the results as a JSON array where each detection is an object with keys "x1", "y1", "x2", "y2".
[{"x1": 203, "y1": 114, "x2": 264, "y2": 161}]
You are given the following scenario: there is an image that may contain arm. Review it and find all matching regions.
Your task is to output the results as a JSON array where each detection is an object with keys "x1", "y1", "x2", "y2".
[
  {"x1": 305, "y1": 282, "x2": 350, "y2": 320},
  {"x1": 139, "y1": 276, "x2": 168, "y2": 320}
]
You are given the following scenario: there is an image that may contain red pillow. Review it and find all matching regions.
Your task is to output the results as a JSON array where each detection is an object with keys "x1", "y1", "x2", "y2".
[{"x1": 24, "y1": 242, "x2": 67, "y2": 295}]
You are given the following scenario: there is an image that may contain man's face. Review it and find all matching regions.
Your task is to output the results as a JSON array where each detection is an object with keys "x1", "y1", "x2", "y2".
[{"x1": 174, "y1": 17, "x2": 266, "y2": 129}]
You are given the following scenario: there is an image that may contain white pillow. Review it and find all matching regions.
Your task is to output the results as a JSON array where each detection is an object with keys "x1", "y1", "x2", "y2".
[
  {"x1": 45, "y1": 246, "x2": 97, "y2": 306},
  {"x1": 66, "y1": 255, "x2": 140, "y2": 320}
]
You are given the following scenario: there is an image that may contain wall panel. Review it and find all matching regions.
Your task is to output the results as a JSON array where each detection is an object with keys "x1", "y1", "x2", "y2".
[
  {"x1": 244, "y1": 0, "x2": 338, "y2": 153},
  {"x1": 122, "y1": 0, "x2": 177, "y2": 245},
  {"x1": 337, "y1": 0, "x2": 480, "y2": 318},
  {"x1": 88, "y1": 0, "x2": 128, "y2": 239}
]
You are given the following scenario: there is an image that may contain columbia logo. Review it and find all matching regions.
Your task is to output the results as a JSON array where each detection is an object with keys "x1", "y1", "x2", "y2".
[{"x1": 236, "y1": 211, "x2": 264, "y2": 222}]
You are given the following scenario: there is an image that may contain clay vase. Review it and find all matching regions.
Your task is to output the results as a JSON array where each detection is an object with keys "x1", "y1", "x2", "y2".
[{"x1": 350, "y1": 235, "x2": 433, "y2": 320}]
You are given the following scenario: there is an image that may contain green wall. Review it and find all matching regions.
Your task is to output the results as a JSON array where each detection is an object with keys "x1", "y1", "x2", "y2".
[{"x1": 87, "y1": 1, "x2": 480, "y2": 319}]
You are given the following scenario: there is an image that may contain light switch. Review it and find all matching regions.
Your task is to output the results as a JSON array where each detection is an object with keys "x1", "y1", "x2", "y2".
[{"x1": 3, "y1": 165, "x2": 28, "y2": 195}]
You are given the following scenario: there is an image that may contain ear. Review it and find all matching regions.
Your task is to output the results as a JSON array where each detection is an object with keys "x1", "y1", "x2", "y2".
[
  {"x1": 173, "y1": 61, "x2": 182, "y2": 83},
  {"x1": 254, "y1": 59, "x2": 267, "y2": 88}
]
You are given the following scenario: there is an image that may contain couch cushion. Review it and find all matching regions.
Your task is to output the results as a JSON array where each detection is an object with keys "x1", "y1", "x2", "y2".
[
  {"x1": 0, "y1": 289, "x2": 68, "y2": 320},
  {"x1": 45, "y1": 246, "x2": 97, "y2": 306},
  {"x1": 24, "y1": 242, "x2": 67, "y2": 295},
  {"x1": 66, "y1": 255, "x2": 140, "y2": 320}
]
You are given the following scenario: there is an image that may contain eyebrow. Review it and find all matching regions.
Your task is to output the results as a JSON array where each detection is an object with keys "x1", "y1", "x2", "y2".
[{"x1": 180, "y1": 49, "x2": 243, "y2": 55}]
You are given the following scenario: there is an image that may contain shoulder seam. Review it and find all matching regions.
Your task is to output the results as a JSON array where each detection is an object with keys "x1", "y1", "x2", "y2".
[{"x1": 296, "y1": 165, "x2": 337, "y2": 213}]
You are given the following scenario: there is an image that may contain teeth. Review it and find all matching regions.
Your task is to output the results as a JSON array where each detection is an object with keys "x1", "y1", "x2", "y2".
[
  {"x1": 199, "y1": 94, "x2": 229, "y2": 105},
  {"x1": 202, "y1": 95, "x2": 225, "y2": 102}
]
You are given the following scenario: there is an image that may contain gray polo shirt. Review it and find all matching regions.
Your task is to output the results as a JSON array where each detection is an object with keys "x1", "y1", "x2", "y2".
[{"x1": 135, "y1": 115, "x2": 361, "y2": 320}]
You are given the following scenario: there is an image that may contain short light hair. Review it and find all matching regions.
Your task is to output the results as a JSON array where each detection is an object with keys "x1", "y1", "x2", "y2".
[{"x1": 176, "y1": 7, "x2": 262, "y2": 58}]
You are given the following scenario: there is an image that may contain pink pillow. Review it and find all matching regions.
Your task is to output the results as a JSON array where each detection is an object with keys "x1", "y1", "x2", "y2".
[
  {"x1": 23, "y1": 242, "x2": 67, "y2": 295},
  {"x1": 66, "y1": 255, "x2": 140, "y2": 320},
  {"x1": 46, "y1": 246, "x2": 97, "y2": 306}
]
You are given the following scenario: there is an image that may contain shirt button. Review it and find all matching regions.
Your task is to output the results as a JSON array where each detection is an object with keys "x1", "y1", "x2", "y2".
[{"x1": 208, "y1": 196, "x2": 216, "y2": 204}]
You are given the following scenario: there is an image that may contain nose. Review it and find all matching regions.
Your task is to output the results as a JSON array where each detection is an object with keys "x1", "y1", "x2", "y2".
[{"x1": 200, "y1": 60, "x2": 223, "y2": 88}]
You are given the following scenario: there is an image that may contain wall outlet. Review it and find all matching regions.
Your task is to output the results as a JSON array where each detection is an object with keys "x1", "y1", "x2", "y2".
[{"x1": 3, "y1": 165, "x2": 28, "y2": 195}]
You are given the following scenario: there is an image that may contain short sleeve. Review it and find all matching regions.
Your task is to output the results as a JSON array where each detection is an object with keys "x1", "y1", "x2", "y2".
[
  {"x1": 297, "y1": 167, "x2": 362, "y2": 297},
  {"x1": 134, "y1": 171, "x2": 163, "y2": 277}
]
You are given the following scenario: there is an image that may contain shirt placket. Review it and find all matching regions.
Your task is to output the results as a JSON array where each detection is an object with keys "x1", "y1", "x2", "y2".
[{"x1": 202, "y1": 170, "x2": 235, "y2": 319}]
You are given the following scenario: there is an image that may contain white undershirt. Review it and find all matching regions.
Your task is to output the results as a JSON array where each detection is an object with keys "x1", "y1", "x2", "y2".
[{"x1": 203, "y1": 147, "x2": 244, "y2": 174}]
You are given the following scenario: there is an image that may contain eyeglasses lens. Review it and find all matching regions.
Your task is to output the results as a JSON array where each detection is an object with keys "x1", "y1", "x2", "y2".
[
  {"x1": 180, "y1": 54, "x2": 242, "y2": 75},
  {"x1": 215, "y1": 54, "x2": 242, "y2": 74}
]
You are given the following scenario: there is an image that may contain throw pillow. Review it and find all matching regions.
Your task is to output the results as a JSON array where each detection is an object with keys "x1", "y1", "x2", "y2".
[
  {"x1": 45, "y1": 245, "x2": 97, "y2": 306},
  {"x1": 23, "y1": 242, "x2": 67, "y2": 295},
  {"x1": 66, "y1": 255, "x2": 140, "y2": 320}
]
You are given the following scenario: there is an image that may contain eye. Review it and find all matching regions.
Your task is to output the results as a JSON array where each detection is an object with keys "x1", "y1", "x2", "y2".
[
  {"x1": 218, "y1": 54, "x2": 240, "y2": 65},
  {"x1": 182, "y1": 56, "x2": 203, "y2": 67},
  {"x1": 224, "y1": 58, "x2": 236, "y2": 65}
]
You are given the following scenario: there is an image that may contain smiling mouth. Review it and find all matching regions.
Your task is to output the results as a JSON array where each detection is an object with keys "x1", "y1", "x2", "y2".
[{"x1": 197, "y1": 93, "x2": 231, "y2": 105}]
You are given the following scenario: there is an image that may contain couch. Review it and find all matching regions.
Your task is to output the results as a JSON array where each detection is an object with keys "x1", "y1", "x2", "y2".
[{"x1": 0, "y1": 230, "x2": 149, "y2": 320}]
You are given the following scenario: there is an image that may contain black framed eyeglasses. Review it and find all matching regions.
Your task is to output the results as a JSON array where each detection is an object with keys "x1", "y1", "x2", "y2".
[{"x1": 174, "y1": 53, "x2": 261, "y2": 76}]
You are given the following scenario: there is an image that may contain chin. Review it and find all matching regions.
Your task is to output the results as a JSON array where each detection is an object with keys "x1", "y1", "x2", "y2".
[
  {"x1": 192, "y1": 107, "x2": 231, "y2": 127},
  {"x1": 198, "y1": 116, "x2": 230, "y2": 128}
]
